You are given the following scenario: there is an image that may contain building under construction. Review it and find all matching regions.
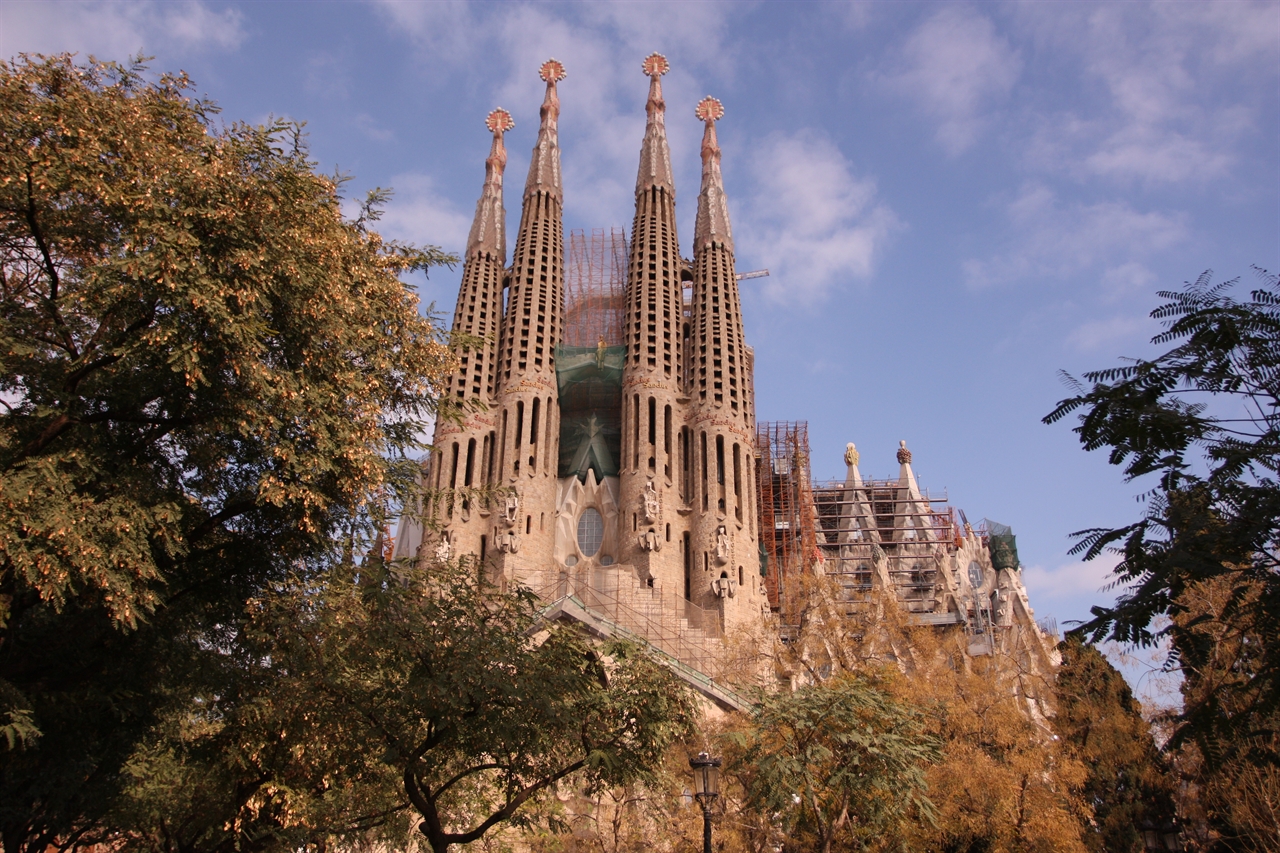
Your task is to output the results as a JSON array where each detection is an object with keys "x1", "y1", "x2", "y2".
[{"x1": 395, "y1": 54, "x2": 1058, "y2": 710}]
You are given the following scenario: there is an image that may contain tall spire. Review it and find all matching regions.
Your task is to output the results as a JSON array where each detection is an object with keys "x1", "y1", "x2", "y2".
[
  {"x1": 693, "y1": 96, "x2": 732, "y2": 253},
  {"x1": 466, "y1": 108, "x2": 512, "y2": 263},
  {"x1": 636, "y1": 52, "x2": 674, "y2": 194},
  {"x1": 525, "y1": 58, "x2": 566, "y2": 201}
]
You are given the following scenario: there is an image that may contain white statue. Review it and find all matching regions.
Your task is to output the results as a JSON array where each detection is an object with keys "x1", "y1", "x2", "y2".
[
  {"x1": 715, "y1": 525, "x2": 730, "y2": 565},
  {"x1": 433, "y1": 531, "x2": 452, "y2": 564},
  {"x1": 503, "y1": 492, "x2": 519, "y2": 527},
  {"x1": 642, "y1": 480, "x2": 660, "y2": 522}
]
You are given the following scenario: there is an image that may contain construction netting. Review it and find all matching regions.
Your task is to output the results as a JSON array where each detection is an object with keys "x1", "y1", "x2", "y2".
[
  {"x1": 984, "y1": 519, "x2": 1020, "y2": 570},
  {"x1": 557, "y1": 228, "x2": 628, "y2": 482},
  {"x1": 556, "y1": 343, "x2": 625, "y2": 481}
]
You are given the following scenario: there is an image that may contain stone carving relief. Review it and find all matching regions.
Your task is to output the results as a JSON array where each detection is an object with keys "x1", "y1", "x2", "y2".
[
  {"x1": 434, "y1": 530, "x2": 453, "y2": 564},
  {"x1": 639, "y1": 527, "x2": 662, "y2": 552},
  {"x1": 712, "y1": 573, "x2": 736, "y2": 598},
  {"x1": 495, "y1": 527, "x2": 521, "y2": 554},
  {"x1": 714, "y1": 525, "x2": 730, "y2": 566},
  {"x1": 503, "y1": 491, "x2": 520, "y2": 527},
  {"x1": 642, "y1": 480, "x2": 660, "y2": 523}
]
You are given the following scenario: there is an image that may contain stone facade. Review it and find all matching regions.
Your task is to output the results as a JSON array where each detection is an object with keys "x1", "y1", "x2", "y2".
[{"x1": 394, "y1": 56, "x2": 1054, "y2": 703}]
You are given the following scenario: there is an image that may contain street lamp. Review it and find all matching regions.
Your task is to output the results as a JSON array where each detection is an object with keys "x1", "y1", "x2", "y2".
[{"x1": 689, "y1": 751, "x2": 721, "y2": 853}]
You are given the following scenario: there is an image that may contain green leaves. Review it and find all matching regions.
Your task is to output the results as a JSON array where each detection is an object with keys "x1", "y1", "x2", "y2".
[
  {"x1": 1044, "y1": 268, "x2": 1280, "y2": 770},
  {"x1": 727, "y1": 674, "x2": 937, "y2": 852},
  {"x1": 0, "y1": 53, "x2": 458, "y2": 851}
]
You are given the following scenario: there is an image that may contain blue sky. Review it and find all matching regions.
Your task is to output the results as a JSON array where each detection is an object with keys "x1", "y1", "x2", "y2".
[{"x1": 5, "y1": 1, "x2": 1277, "y2": 694}]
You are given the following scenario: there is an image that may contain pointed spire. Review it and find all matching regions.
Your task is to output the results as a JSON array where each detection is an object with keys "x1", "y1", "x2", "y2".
[
  {"x1": 525, "y1": 58, "x2": 566, "y2": 201},
  {"x1": 693, "y1": 95, "x2": 733, "y2": 252},
  {"x1": 844, "y1": 442, "x2": 863, "y2": 488},
  {"x1": 636, "y1": 52, "x2": 674, "y2": 195},
  {"x1": 466, "y1": 108, "x2": 513, "y2": 262},
  {"x1": 896, "y1": 440, "x2": 922, "y2": 500}
]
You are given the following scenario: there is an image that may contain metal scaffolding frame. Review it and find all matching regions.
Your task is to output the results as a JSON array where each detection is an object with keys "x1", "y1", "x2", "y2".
[{"x1": 563, "y1": 227, "x2": 628, "y2": 347}]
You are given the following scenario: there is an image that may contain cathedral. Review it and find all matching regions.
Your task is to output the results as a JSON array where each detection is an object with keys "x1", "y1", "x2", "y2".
[{"x1": 394, "y1": 55, "x2": 1056, "y2": 708}]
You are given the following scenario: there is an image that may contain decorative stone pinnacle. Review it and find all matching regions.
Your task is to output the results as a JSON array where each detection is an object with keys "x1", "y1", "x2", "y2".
[
  {"x1": 539, "y1": 58, "x2": 567, "y2": 83},
  {"x1": 526, "y1": 59, "x2": 564, "y2": 201},
  {"x1": 642, "y1": 52, "x2": 669, "y2": 77},
  {"x1": 845, "y1": 443, "x2": 860, "y2": 467},
  {"x1": 897, "y1": 440, "x2": 912, "y2": 465},
  {"x1": 485, "y1": 107, "x2": 514, "y2": 135},
  {"x1": 695, "y1": 96, "x2": 725, "y2": 123}
]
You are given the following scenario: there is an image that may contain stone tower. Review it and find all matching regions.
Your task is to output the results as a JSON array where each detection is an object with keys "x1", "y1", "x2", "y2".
[
  {"x1": 491, "y1": 59, "x2": 568, "y2": 584},
  {"x1": 425, "y1": 108, "x2": 513, "y2": 563},
  {"x1": 618, "y1": 55, "x2": 688, "y2": 599},
  {"x1": 687, "y1": 96, "x2": 762, "y2": 632}
]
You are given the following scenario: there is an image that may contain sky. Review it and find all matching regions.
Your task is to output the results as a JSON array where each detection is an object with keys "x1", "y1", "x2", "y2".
[{"x1": 4, "y1": 0, "x2": 1277, "y2": 702}]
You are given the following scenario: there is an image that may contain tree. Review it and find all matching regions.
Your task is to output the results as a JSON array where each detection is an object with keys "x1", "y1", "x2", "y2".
[
  {"x1": 1043, "y1": 269, "x2": 1279, "y2": 752},
  {"x1": 240, "y1": 558, "x2": 698, "y2": 853},
  {"x1": 1045, "y1": 269, "x2": 1280, "y2": 851},
  {"x1": 1053, "y1": 636, "x2": 1179, "y2": 853},
  {"x1": 724, "y1": 672, "x2": 938, "y2": 853},
  {"x1": 0, "y1": 53, "x2": 456, "y2": 852}
]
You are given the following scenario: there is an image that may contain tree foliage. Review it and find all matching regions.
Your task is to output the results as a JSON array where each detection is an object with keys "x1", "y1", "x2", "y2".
[
  {"x1": 0, "y1": 53, "x2": 457, "y2": 852},
  {"x1": 1045, "y1": 269, "x2": 1280, "y2": 851},
  {"x1": 725, "y1": 672, "x2": 938, "y2": 853},
  {"x1": 1053, "y1": 636, "x2": 1179, "y2": 853},
  {"x1": 1043, "y1": 269, "x2": 1279, "y2": 751}
]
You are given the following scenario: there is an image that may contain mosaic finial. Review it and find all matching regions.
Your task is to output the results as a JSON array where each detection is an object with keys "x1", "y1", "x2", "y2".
[
  {"x1": 897, "y1": 440, "x2": 912, "y2": 465},
  {"x1": 642, "y1": 52, "x2": 669, "y2": 77},
  {"x1": 485, "y1": 107, "x2": 514, "y2": 135},
  {"x1": 695, "y1": 95, "x2": 725, "y2": 123},
  {"x1": 539, "y1": 58, "x2": 567, "y2": 83}
]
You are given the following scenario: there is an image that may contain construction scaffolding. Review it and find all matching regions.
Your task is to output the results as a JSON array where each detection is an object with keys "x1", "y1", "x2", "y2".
[
  {"x1": 755, "y1": 422, "x2": 819, "y2": 617},
  {"x1": 563, "y1": 227, "x2": 628, "y2": 347},
  {"x1": 811, "y1": 479, "x2": 958, "y2": 614}
]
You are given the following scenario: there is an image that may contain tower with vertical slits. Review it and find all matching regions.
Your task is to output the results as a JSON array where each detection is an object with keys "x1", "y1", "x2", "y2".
[
  {"x1": 618, "y1": 54, "x2": 692, "y2": 600},
  {"x1": 416, "y1": 107, "x2": 513, "y2": 563},
  {"x1": 687, "y1": 95, "x2": 762, "y2": 632},
  {"x1": 489, "y1": 58, "x2": 568, "y2": 582}
]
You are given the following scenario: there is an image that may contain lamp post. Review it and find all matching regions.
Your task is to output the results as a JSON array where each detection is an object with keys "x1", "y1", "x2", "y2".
[{"x1": 689, "y1": 751, "x2": 721, "y2": 853}]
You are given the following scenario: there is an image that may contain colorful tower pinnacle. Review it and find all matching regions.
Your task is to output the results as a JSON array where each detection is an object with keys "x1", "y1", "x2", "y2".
[
  {"x1": 688, "y1": 96, "x2": 761, "y2": 629},
  {"x1": 492, "y1": 59, "x2": 568, "y2": 580},
  {"x1": 620, "y1": 53, "x2": 688, "y2": 594}
]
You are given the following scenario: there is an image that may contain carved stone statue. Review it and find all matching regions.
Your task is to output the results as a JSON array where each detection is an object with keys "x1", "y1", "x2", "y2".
[
  {"x1": 642, "y1": 480, "x2": 660, "y2": 523},
  {"x1": 712, "y1": 574, "x2": 736, "y2": 598},
  {"x1": 503, "y1": 491, "x2": 520, "y2": 527},
  {"x1": 495, "y1": 527, "x2": 520, "y2": 554},
  {"x1": 434, "y1": 531, "x2": 452, "y2": 564},
  {"x1": 714, "y1": 525, "x2": 730, "y2": 565},
  {"x1": 639, "y1": 527, "x2": 662, "y2": 552}
]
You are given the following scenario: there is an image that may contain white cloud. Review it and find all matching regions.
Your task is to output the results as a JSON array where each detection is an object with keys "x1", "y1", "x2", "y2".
[
  {"x1": 963, "y1": 183, "x2": 1187, "y2": 289},
  {"x1": 878, "y1": 6, "x2": 1021, "y2": 156},
  {"x1": 376, "y1": 174, "x2": 472, "y2": 256},
  {"x1": 1065, "y1": 314, "x2": 1151, "y2": 354},
  {"x1": 739, "y1": 131, "x2": 897, "y2": 304},
  {"x1": 0, "y1": 1, "x2": 245, "y2": 60},
  {"x1": 1022, "y1": 551, "x2": 1121, "y2": 625},
  {"x1": 1015, "y1": 1, "x2": 1277, "y2": 185}
]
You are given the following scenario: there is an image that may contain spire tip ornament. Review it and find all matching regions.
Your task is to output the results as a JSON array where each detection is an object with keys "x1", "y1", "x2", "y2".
[
  {"x1": 642, "y1": 52, "x2": 669, "y2": 77},
  {"x1": 695, "y1": 96, "x2": 724, "y2": 123},
  {"x1": 897, "y1": 440, "x2": 912, "y2": 465},
  {"x1": 539, "y1": 58, "x2": 567, "y2": 83},
  {"x1": 485, "y1": 107, "x2": 514, "y2": 135}
]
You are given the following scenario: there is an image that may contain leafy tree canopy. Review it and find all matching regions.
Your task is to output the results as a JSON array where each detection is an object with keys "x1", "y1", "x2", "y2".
[
  {"x1": 1044, "y1": 269, "x2": 1279, "y2": 753},
  {"x1": 725, "y1": 672, "x2": 938, "y2": 853},
  {"x1": 0, "y1": 53, "x2": 456, "y2": 851}
]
